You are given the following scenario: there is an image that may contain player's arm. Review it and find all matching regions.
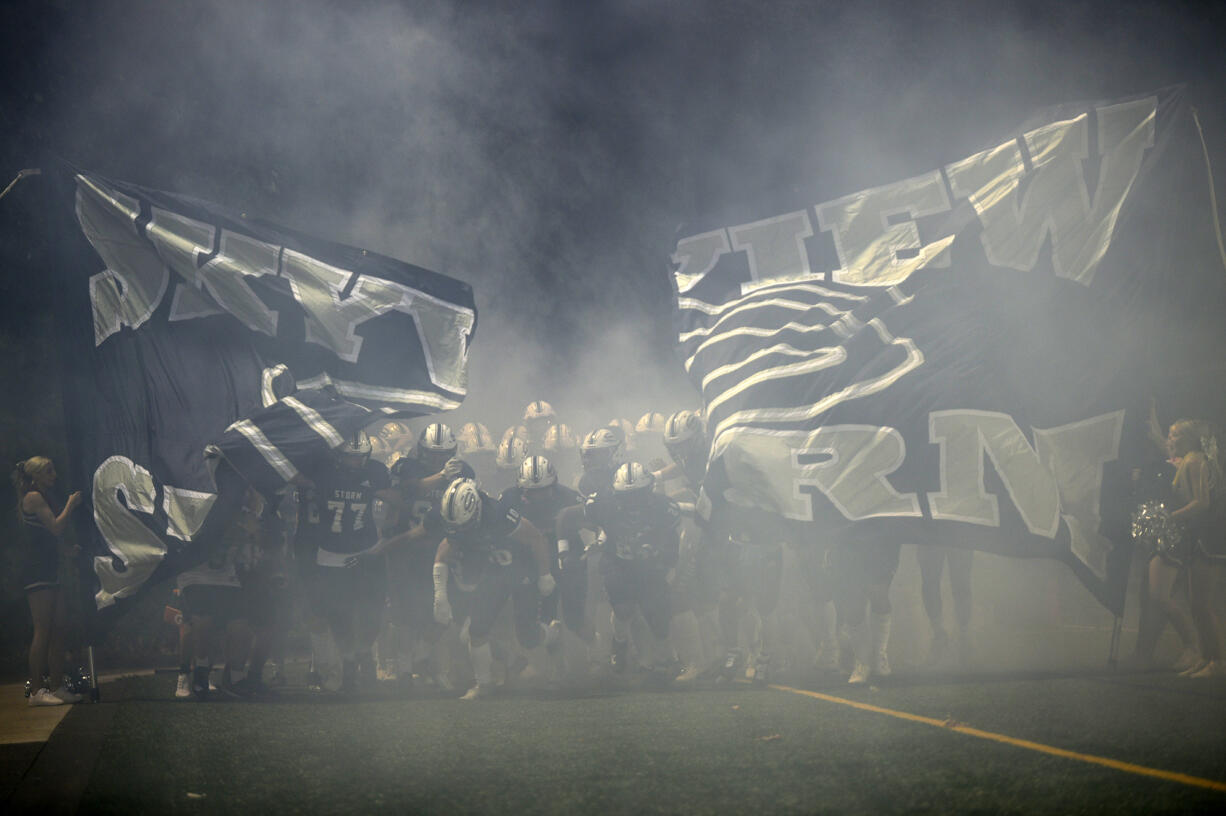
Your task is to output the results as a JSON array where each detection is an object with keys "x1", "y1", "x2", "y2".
[
  {"x1": 432, "y1": 536, "x2": 455, "y2": 624},
  {"x1": 651, "y1": 460, "x2": 684, "y2": 483}
]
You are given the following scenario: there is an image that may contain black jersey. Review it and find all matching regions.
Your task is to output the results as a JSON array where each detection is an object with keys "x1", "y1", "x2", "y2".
[
  {"x1": 297, "y1": 459, "x2": 390, "y2": 561},
  {"x1": 499, "y1": 484, "x2": 582, "y2": 538},
  {"x1": 591, "y1": 494, "x2": 681, "y2": 567},
  {"x1": 577, "y1": 468, "x2": 614, "y2": 500},
  {"x1": 391, "y1": 454, "x2": 476, "y2": 533},
  {"x1": 444, "y1": 491, "x2": 529, "y2": 575}
]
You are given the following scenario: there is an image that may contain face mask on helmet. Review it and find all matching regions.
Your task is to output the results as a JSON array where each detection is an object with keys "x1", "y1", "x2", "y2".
[
  {"x1": 663, "y1": 411, "x2": 705, "y2": 467},
  {"x1": 518, "y1": 455, "x2": 557, "y2": 490},
  {"x1": 418, "y1": 423, "x2": 458, "y2": 468},
  {"x1": 440, "y1": 478, "x2": 482, "y2": 533},
  {"x1": 335, "y1": 431, "x2": 373, "y2": 469},
  {"x1": 612, "y1": 462, "x2": 654, "y2": 516},
  {"x1": 496, "y1": 437, "x2": 529, "y2": 471},
  {"x1": 580, "y1": 428, "x2": 620, "y2": 473}
]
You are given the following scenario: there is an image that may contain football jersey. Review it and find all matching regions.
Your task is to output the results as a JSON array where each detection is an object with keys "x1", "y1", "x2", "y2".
[
  {"x1": 297, "y1": 459, "x2": 390, "y2": 562},
  {"x1": 391, "y1": 454, "x2": 477, "y2": 534},
  {"x1": 499, "y1": 483, "x2": 582, "y2": 538},
  {"x1": 577, "y1": 468, "x2": 615, "y2": 501},
  {"x1": 591, "y1": 493, "x2": 681, "y2": 566},
  {"x1": 443, "y1": 491, "x2": 529, "y2": 575}
]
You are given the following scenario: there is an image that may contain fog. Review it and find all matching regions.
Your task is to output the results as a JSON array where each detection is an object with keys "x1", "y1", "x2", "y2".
[{"x1": 6, "y1": 0, "x2": 1226, "y2": 671}]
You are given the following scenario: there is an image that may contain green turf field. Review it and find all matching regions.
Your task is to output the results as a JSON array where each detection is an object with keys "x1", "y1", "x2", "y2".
[{"x1": 6, "y1": 667, "x2": 1224, "y2": 814}]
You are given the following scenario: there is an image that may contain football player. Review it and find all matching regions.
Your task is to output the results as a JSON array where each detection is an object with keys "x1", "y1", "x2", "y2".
[
  {"x1": 500, "y1": 456, "x2": 583, "y2": 680},
  {"x1": 634, "y1": 411, "x2": 668, "y2": 468},
  {"x1": 431, "y1": 479, "x2": 557, "y2": 700},
  {"x1": 457, "y1": 421, "x2": 498, "y2": 487},
  {"x1": 542, "y1": 422, "x2": 580, "y2": 489},
  {"x1": 377, "y1": 423, "x2": 474, "y2": 689},
  {"x1": 654, "y1": 410, "x2": 724, "y2": 684},
  {"x1": 589, "y1": 463, "x2": 682, "y2": 681},
  {"x1": 296, "y1": 431, "x2": 398, "y2": 694},
  {"x1": 500, "y1": 400, "x2": 562, "y2": 458},
  {"x1": 489, "y1": 435, "x2": 529, "y2": 497},
  {"x1": 553, "y1": 427, "x2": 623, "y2": 643}
]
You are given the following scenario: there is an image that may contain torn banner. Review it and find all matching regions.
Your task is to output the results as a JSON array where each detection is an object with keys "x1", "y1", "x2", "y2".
[
  {"x1": 672, "y1": 87, "x2": 1226, "y2": 615},
  {"x1": 56, "y1": 169, "x2": 476, "y2": 608}
]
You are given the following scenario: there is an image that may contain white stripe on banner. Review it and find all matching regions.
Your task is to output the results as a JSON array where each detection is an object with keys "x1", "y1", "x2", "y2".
[
  {"x1": 684, "y1": 318, "x2": 843, "y2": 372},
  {"x1": 227, "y1": 419, "x2": 299, "y2": 481},
  {"x1": 297, "y1": 374, "x2": 462, "y2": 412},
  {"x1": 709, "y1": 318, "x2": 925, "y2": 456},
  {"x1": 705, "y1": 346, "x2": 849, "y2": 415},
  {"x1": 282, "y1": 396, "x2": 345, "y2": 447},
  {"x1": 261, "y1": 364, "x2": 292, "y2": 408},
  {"x1": 702, "y1": 342, "x2": 845, "y2": 391},
  {"x1": 677, "y1": 283, "x2": 868, "y2": 316},
  {"x1": 679, "y1": 298, "x2": 850, "y2": 344}
]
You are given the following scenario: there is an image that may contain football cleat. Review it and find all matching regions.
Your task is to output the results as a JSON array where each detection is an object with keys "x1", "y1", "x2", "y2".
[
  {"x1": 460, "y1": 683, "x2": 491, "y2": 701},
  {"x1": 847, "y1": 662, "x2": 871, "y2": 685},
  {"x1": 175, "y1": 673, "x2": 192, "y2": 698},
  {"x1": 673, "y1": 664, "x2": 702, "y2": 687}
]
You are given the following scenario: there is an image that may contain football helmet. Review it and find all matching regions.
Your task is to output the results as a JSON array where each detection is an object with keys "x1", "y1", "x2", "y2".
[
  {"x1": 523, "y1": 400, "x2": 557, "y2": 424},
  {"x1": 440, "y1": 478, "x2": 482, "y2": 532},
  {"x1": 378, "y1": 421, "x2": 411, "y2": 442},
  {"x1": 543, "y1": 423, "x2": 577, "y2": 452},
  {"x1": 457, "y1": 421, "x2": 495, "y2": 454},
  {"x1": 517, "y1": 455, "x2": 557, "y2": 489},
  {"x1": 580, "y1": 427, "x2": 621, "y2": 473},
  {"x1": 635, "y1": 412, "x2": 667, "y2": 435},
  {"x1": 663, "y1": 410, "x2": 706, "y2": 466},
  {"x1": 496, "y1": 436, "x2": 529, "y2": 471},
  {"x1": 419, "y1": 423, "x2": 458, "y2": 458},
  {"x1": 607, "y1": 418, "x2": 635, "y2": 449},
  {"x1": 612, "y1": 461, "x2": 655, "y2": 516},
  {"x1": 335, "y1": 430, "x2": 373, "y2": 468}
]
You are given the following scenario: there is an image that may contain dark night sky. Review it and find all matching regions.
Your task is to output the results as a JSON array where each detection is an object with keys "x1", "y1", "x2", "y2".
[{"x1": 2, "y1": 0, "x2": 1224, "y2": 433}]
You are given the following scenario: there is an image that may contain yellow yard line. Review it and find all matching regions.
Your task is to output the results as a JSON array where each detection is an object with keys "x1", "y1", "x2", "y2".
[{"x1": 769, "y1": 683, "x2": 1226, "y2": 794}]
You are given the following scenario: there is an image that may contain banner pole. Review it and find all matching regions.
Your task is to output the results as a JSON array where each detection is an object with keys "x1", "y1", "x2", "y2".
[{"x1": 86, "y1": 645, "x2": 100, "y2": 703}]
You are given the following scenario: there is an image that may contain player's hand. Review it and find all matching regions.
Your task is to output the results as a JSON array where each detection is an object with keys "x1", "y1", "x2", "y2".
[
  {"x1": 66, "y1": 491, "x2": 83, "y2": 511},
  {"x1": 442, "y1": 458, "x2": 465, "y2": 480},
  {"x1": 433, "y1": 595, "x2": 453, "y2": 625},
  {"x1": 537, "y1": 572, "x2": 556, "y2": 597}
]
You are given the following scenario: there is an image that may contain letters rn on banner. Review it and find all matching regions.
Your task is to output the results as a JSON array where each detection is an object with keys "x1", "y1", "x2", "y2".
[
  {"x1": 672, "y1": 87, "x2": 1226, "y2": 615},
  {"x1": 59, "y1": 170, "x2": 476, "y2": 608}
]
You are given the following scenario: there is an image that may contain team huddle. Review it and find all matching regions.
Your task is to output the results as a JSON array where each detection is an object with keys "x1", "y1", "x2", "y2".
[{"x1": 175, "y1": 400, "x2": 911, "y2": 702}]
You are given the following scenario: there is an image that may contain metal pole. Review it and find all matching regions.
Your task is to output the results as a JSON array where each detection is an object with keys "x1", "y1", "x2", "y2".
[
  {"x1": 1108, "y1": 616, "x2": 1123, "y2": 671},
  {"x1": 87, "y1": 645, "x2": 100, "y2": 702}
]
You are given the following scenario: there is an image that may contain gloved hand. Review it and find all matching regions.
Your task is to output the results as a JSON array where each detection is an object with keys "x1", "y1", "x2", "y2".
[
  {"x1": 442, "y1": 458, "x2": 465, "y2": 480},
  {"x1": 538, "y1": 572, "x2": 557, "y2": 597}
]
